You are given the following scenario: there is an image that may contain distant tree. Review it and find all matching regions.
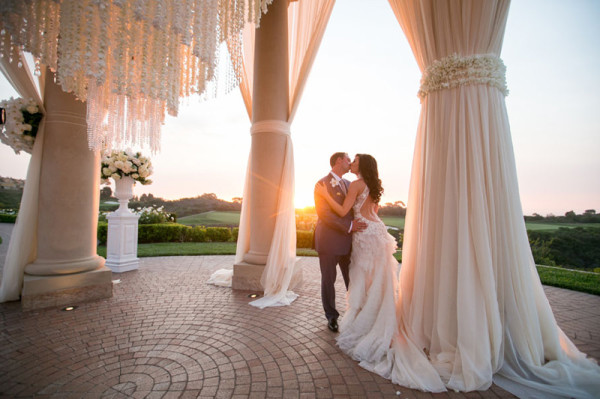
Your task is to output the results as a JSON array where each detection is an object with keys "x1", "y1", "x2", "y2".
[
  {"x1": 564, "y1": 210, "x2": 576, "y2": 220},
  {"x1": 140, "y1": 193, "x2": 155, "y2": 202},
  {"x1": 584, "y1": 209, "x2": 596, "y2": 215},
  {"x1": 232, "y1": 197, "x2": 243, "y2": 204},
  {"x1": 100, "y1": 186, "x2": 112, "y2": 200}
]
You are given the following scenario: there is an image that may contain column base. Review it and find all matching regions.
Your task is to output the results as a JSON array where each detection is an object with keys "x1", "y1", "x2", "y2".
[
  {"x1": 232, "y1": 260, "x2": 304, "y2": 292},
  {"x1": 21, "y1": 266, "x2": 113, "y2": 311},
  {"x1": 25, "y1": 255, "x2": 106, "y2": 276},
  {"x1": 232, "y1": 262, "x2": 265, "y2": 291},
  {"x1": 105, "y1": 258, "x2": 139, "y2": 273}
]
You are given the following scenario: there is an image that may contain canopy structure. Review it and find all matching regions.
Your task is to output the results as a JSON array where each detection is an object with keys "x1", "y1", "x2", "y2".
[{"x1": 0, "y1": 1, "x2": 599, "y2": 398}]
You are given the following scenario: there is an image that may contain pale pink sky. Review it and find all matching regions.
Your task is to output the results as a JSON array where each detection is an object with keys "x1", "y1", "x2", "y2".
[{"x1": 1, "y1": 0, "x2": 599, "y2": 215}]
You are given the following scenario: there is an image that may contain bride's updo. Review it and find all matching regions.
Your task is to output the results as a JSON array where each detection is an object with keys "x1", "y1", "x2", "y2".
[{"x1": 356, "y1": 154, "x2": 384, "y2": 204}]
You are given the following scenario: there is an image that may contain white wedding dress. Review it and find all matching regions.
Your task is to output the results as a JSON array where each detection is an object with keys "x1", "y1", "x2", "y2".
[
  {"x1": 337, "y1": 187, "x2": 600, "y2": 397},
  {"x1": 337, "y1": 187, "x2": 447, "y2": 391}
]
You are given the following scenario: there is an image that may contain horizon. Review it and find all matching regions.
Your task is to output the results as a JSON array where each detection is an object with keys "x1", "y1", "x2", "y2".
[
  {"x1": 2, "y1": 173, "x2": 596, "y2": 217},
  {"x1": 0, "y1": 0, "x2": 598, "y2": 216}
]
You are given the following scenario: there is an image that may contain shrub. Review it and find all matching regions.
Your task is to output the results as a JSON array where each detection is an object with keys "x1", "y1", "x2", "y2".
[
  {"x1": 528, "y1": 227, "x2": 600, "y2": 269},
  {"x1": 0, "y1": 214, "x2": 17, "y2": 223},
  {"x1": 98, "y1": 222, "x2": 108, "y2": 244},
  {"x1": 205, "y1": 227, "x2": 232, "y2": 242},
  {"x1": 232, "y1": 227, "x2": 239, "y2": 242},
  {"x1": 135, "y1": 205, "x2": 176, "y2": 224},
  {"x1": 297, "y1": 230, "x2": 314, "y2": 249},
  {"x1": 387, "y1": 228, "x2": 403, "y2": 248},
  {"x1": 0, "y1": 209, "x2": 18, "y2": 223},
  {"x1": 138, "y1": 224, "x2": 190, "y2": 243},
  {"x1": 189, "y1": 226, "x2": 208, "y2": 242}
]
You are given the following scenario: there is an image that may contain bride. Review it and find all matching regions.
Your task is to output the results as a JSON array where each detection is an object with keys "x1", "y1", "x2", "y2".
[{"x1": 316, "y1": 154, "x2": 600, "y2": 397}]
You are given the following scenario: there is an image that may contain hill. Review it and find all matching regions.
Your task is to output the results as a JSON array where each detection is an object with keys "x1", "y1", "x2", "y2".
[{"x1": 179, "y1": 211, "x2": 241, "y2": 226}]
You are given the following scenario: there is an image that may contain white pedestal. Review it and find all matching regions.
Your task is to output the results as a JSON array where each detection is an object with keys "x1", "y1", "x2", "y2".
[
  {"x1": 105, "y1": 176, "x2": 140, "y2": 273},
  {"x1": 106, "y1": 211, "x2": 140, "y2": 272}
]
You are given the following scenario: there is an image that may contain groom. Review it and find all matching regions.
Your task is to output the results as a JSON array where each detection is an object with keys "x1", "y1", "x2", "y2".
[{"x1": 314, "y1": 152, "x2": 365, "y2": 332}]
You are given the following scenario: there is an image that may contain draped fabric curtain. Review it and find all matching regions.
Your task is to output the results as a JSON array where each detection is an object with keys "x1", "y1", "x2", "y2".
[
  {"x1": 388, "y1": 0, "x2": 600, "y2": 397},
  {"x1": 0, "y1": 53, "x2": 46, "y2": 302},
  {"x1": 234, "y1": 0, "x2": 336, "y2": 308}
]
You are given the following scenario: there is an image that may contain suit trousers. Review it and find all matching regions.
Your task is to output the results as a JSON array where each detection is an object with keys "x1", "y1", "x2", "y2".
[{"x1": 319, "y1": 252, "x2": 350, "y2": 322}]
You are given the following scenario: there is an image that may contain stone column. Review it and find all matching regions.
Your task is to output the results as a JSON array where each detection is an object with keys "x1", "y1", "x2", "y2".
[
  {"x1": 233, "y1": 0, "x2": 300, "y2": 290},
  {"x1": 21, "y1": 70, "x2": 112, "y2": 310}
]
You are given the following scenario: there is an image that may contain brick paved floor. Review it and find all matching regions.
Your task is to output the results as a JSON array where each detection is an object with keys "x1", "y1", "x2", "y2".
[{"x1": 0, "y1": 255, "x2": 598, "y2": 399}]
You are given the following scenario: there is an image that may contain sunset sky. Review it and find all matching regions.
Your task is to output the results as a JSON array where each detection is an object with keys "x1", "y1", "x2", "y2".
[{"x1": 0, "y1": 0, "x2": 598, "y2": 215}]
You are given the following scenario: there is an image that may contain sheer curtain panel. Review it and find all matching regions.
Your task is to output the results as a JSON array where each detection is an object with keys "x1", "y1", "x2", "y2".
[
  {"x1": 0, "y1": 53, "x2": 46, "y2": 302},
  {"x1": 387, "y1": 0, "x2": 600, "y2": 397}
]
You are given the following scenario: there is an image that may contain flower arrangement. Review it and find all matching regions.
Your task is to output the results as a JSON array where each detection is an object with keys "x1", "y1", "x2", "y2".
[
  {"x1": 0, "y1": 97, "x2": 44, "y2": 154},
  {"x1": 134, "y1": 205, "x2": 176, "y2": 224},
  {"x1": 100, "y1": 150, "x2": 153, "y2": 185},
  {"x1": 418, "y1": 53, "x2": 509, "y2": 100}
]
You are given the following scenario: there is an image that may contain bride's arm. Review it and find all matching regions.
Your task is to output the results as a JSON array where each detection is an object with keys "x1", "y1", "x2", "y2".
[{"x1": 316, "y1": 181, "x2": 359, "y2": 217}]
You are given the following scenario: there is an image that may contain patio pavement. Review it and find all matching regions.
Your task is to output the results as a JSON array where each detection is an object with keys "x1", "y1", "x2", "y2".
[{"x1": 0, "y1": 235, "x2": 599, "y2": 398}]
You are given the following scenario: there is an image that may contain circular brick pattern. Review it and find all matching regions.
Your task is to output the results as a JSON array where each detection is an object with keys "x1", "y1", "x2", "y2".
[{"x1": 1, "y1": 255, "x2": 598, "y2": 398}]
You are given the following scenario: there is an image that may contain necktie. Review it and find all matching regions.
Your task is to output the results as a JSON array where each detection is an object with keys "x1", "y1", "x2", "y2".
[{"x1": 339, "y1": 180, "x2": 347, "y2": 195}]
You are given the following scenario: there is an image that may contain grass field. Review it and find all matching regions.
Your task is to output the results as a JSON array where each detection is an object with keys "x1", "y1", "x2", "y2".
[
  {"x1": 176, "y1": 211, "x2": 600, "y2": 232},
  {"x1": 536, "y1": 265, "x2": 600, "y2": 296},
  {"x1": 524, "y1": 222, "x2": 600, "y2": 231},
  {"x1": 178, "y1": 211, "x2": 241, "y2": 226},
  {"x1": 380, "y1": 216, "x2": 405, "y2": 229}
]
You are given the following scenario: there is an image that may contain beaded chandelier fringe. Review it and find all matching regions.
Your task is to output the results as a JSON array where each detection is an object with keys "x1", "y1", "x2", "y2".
[{"x1": 0, "y1": 0, "x2": 273, "y2": 152}]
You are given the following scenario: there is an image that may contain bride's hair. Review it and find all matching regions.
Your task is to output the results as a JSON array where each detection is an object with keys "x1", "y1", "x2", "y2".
[{"x1": 356, "y1": 154, "x2": 384, "y2": 204}]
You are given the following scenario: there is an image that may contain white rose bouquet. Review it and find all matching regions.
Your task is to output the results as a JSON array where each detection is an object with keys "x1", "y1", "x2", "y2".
[
  {"x1": 0, "y1": 97, "x2": 44, "y2": 154},
  {"x1": 100, "y1": 150, "x2": 153, "y2": 185}
]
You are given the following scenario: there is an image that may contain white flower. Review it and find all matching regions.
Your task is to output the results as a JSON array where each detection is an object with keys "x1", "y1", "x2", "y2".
[
  {"x1": 330, "y1": 177, "x2": 338, "y2": 188},
  {"x1": 100, "y1": 149, "x2": 153, "y2": 185},
  {"x1": 111, "y1": 173, "x2": 121, "y2": 180},
  {"x1": 0, "y1": 97, "x2": 43, "y2": 155}
]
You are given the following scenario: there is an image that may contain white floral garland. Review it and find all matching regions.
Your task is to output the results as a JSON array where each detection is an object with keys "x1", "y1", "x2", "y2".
[
  {"x1": 0, "y1": 97, "x2": 43, "y2": 155},
  {"x1": 418, "y1": 53, "x2": 509, "y2": 99},
  {"x1": 0, "y1": 0, "x2": 274, "y2": 152},
  {"x1": 100, "y1": 150, "x2": 153, "y2": 185}
]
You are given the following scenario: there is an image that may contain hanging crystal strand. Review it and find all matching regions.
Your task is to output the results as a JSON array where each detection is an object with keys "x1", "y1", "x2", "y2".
[{"x1": 111, "y1": 1, "x2": 128, "y2": 96}]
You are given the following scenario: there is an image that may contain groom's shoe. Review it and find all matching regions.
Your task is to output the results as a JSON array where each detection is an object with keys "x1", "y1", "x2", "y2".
[{"x1": 327, "y1": 318, "x2": 338, "y2": 332}]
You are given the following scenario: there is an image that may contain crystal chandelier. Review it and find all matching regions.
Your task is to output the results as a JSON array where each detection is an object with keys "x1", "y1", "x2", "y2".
[{"x1": 0, "y1": 0, "x2": 273, "y2": 152}]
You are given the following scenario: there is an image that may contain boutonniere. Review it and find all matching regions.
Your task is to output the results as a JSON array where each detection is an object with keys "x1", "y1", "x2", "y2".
[{"x1": 330, "y1": 177, "x2": 338, "y2": 188}]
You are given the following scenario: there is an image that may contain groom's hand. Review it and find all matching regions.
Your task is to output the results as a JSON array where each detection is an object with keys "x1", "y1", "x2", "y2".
[{"x1": 351, "y1": 219, "x2": 367, "y2": 233}]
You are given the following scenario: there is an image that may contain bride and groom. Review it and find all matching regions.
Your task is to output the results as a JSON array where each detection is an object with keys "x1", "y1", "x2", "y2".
[
  {"x1": 313, "y1": 152, "x2": 600, "y2": 397},
  {"x1": 314, "y1": 151, "x2": 410, "y2": 373}
]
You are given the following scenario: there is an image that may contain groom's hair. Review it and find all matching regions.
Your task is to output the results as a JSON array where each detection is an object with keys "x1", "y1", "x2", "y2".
[{"x1": 330, "y1": 152, "x2": 347, "y2": 167}]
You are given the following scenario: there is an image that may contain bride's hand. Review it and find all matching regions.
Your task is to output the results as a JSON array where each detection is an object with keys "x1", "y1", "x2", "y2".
[{"x1": 315, "y1": 182, "x2": 328, "y2": 197}]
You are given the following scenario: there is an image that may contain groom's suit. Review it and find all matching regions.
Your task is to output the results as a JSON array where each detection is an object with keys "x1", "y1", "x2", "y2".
[{"x1": 314, "y1": 173, "x2": 353, "y2": 323}]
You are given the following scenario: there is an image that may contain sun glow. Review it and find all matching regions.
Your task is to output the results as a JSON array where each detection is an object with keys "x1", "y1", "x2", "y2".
[{"x1": 294, "y1": 191, "x2": 316, "y2": 210}]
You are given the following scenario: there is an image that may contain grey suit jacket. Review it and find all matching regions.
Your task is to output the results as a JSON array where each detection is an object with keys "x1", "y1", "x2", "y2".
[{"x1": 314, "y1": 173, "x2": 353, "y2": 255}]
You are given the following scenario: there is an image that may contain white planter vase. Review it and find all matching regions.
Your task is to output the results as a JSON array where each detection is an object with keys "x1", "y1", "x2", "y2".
[{"x1": 114, "y1": 175, "x2": 135, "y2": 214}]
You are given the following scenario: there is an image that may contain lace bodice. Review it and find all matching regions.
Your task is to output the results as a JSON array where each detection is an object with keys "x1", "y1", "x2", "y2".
[{"x1": 353, "y1": 186, "x2": 370, "y2": 217}]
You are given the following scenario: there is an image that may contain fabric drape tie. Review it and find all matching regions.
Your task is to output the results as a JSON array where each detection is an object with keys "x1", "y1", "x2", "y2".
[
  {"x1": 418, "y1": 53, "x2": 509, "y2": 100},
  {"x1": 250, "y1": 120, "x2": 291, "y2": 136}
]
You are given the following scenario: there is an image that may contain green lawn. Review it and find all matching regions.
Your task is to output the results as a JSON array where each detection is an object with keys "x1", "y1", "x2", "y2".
[
  {"x1": 380, "y1": 216, "x2": 405, "y2": 229},
  {"x1": 98, "y1": 242, "x2": 318, "y2": 258},
  {"x1": 536, "y1": 265, "x2": 600, "y2": 296},
  {"x1": 525, "y1": 222, "x2": 600, "y2": 231},
  {"x1": 178, "y1": 211, "x2": 241, "y2": 226}
]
